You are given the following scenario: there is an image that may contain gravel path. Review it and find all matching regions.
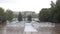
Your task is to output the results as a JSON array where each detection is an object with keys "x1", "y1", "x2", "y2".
[{"x1": 0, "y1": 21, "x2": 55, "y2": 34}]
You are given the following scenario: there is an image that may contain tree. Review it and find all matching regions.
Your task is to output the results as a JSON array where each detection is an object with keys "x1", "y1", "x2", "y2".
[
  {"x1": 2, "y1": 12, "x2": 7, "y2": 22},
  {"x1": 38, "y1": 0, "x2": 60, "y2": 23},
  {"x1": 18, "y1": 12, "x2": 22, "y2": 21},
  {"x1": 6, "y1": 9, "x2": 13, "y2": 21},
  {"x1": 39, "y1": 8, "x2": 52, "y2": 22},
  {"x1": 27, "y1": 15, "x2": 32, "y2": 22},
  {"x1": 50, "y1": 0, "x2": 60, "y2": 23},
  {"x1": 50, "y1": 1, "x2": 56, "y2": 22},
  {"x1": 0, "y1": 7, "x2": 6, "y2": 22},
  {"x1": 52, "y1": 0, "x2": 60, "y2": 23}
]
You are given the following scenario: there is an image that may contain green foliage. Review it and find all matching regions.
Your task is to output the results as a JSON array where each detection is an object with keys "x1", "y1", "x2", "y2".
[
  {"x1": 0, "y1": 7, "x2": 6, "y2": 22},
  {"x1": 18, "y1": 12, "x2": 22, "y2": 21},
  {"x1": 53, "y1": 13, "x2": 60, "y2": 23},
  {"x1": 27, "y1": 15, "x2": 32, "y2": 21},
  {"x1": 6, "y1": 9, "x2": 13, "y2": 21},
  {"x1": 0, "y1": 7, "x2": 4, "y2": 19},
  {"x1": 52, "y1": 0, "x2": 60, "y2": 23},
  {"x1": 39, "y1": 0, "x2": 60, "y2": 23},
  {"x1": 2, "y1": 12, "x2": 7, "y2": 22},
  {"x1": 39, "y1": 8, "x2": 52, "y2": 22}
]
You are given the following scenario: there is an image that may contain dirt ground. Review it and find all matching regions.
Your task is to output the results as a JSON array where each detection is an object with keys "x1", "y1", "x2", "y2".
[{"x1": 0, "y1": 21, "x2": 60, "y2": 34}]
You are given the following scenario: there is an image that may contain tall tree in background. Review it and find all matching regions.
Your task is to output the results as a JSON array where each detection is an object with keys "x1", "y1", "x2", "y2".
[
  {"x1": 52, "y1": 0, "x2": 60, "y2": 23},
  {"x1": 39, "y1": 0, "x2": 60, "y2": 23},
  {"x1": 6, "y1": 9, "x2": 13, "y2": 21},
  {"x1": 50, "y1": 0, "x2": 60, "y2": 23},
  {"x1": 0, "y1": 7, "x2": 6, "y2": 22},
  {"x1": 27, "y1": 15, "x2": 32, "y2": 22},
  {"x1": 18, "y1": 12, "x2": 22, "y2": 21},
  {"x1": 50, "y1": 1, "x2": 56, "y2": 22}
]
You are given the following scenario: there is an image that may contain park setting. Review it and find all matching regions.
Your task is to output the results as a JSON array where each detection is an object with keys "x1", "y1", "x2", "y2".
[{"x1": 0, "y1": 0, "x2": 60, "y2": 34}]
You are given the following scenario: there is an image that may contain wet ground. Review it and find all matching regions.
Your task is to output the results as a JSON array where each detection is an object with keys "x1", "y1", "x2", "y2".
[
  {"x1": 0, "y1": 21, "x2": 60, "y2": 34},
  {"x1": 54, "y1": 23, "x2": 60, "y2": 34}
]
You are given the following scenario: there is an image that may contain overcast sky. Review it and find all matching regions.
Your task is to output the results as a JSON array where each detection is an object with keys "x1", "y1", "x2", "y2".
[{"x1": 0, "y1": 0, "x2": 56, "y2": 13}]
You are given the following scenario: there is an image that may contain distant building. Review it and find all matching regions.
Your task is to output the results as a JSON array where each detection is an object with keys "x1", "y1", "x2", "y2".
[
  {"x1": 13, "y1": 12, "x2": 19, "y2": 18},
  {"x1": 21, "y1": 11, "x2": 38, "y2": 21},
  {"x1": 13, "y1": 11, "x2": 38, "y2": 21},
  {"x1": 21, "y1": 11, "x2": 36, "y2": 18}
]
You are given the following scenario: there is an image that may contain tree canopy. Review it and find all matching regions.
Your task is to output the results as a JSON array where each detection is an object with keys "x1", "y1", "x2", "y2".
[
  {"x1": 18, "y1": 12, "x2": 22, "y2": 21},
  {"x1": 5, "y1": 9, "x2": 13, "y2": 21},
  {"x1": 27, "y1": 15, "x2": 32, "y2": 22},
  {"x1": 39, "y1": 0, "x2": 60, "y2": 23}
]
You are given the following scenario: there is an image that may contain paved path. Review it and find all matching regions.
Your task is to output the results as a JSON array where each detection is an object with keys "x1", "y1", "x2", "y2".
[{"x1": 24, "y1": 23, "x2": 37, "y2": 34}]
